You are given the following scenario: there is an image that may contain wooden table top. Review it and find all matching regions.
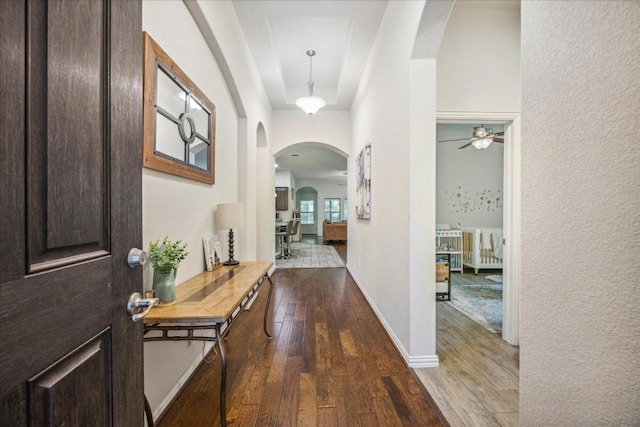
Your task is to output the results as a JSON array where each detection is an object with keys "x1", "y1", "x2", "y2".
[{"x1": 144, "y1": 262, "x2": 272, "y2": 324}]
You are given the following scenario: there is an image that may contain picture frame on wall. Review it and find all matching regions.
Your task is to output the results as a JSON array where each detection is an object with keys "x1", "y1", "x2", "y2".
[{"x1": 355, "y1": 143, "x2": 371, "y2": 219}]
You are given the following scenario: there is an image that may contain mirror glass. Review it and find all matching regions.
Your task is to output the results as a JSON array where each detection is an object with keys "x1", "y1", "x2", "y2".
[
  {"x1": 189, "y1": 136, "x2": 209, "y2": 170},
  {"x1": 190, "y1": 97, "x2": 209, "y2": 138},
  {"x1": 155, "y1": 112, "x2": 185, "y2": 161},
  {"x1": 156, "y1": 68, "x2": 185, "y2": 119}
]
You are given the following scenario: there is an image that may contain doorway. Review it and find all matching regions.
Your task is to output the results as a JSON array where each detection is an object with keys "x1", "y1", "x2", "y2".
[
  {"x1": 436, "y1": 123, "x2": 505, "y2": 332},
  {"x1": 436, "y1": 112, "x2": 521, "y2": 346}
]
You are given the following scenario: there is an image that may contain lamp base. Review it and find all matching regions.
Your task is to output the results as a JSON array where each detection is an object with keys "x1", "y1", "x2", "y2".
[{"x1": 223, "y1": 259, "x2": 239, "y2": 266}]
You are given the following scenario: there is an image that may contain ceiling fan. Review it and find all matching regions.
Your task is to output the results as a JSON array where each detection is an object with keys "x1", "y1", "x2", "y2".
[{"x1": 438, "y1": 125, "x2": 504, "y2": 150}]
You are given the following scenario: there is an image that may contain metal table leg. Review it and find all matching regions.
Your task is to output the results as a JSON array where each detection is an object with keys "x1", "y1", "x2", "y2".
[
  {"x1": 216, "y1": 324, "x2": 227, "y2": 427},
  {"x1": 263, "y1": 275, "x2": 274, "y2": 339}
]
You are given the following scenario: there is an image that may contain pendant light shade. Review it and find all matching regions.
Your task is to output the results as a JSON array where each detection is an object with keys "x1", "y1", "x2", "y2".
[
  {"x1": 295, "y1": 50, "x2": 326, "y2": 116},
  {"x1": 295, "y1": 95, "x2": 326, "y2": 115}
]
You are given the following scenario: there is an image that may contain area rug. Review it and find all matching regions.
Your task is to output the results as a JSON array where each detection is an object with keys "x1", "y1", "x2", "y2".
[
  {"x1": 276, "y1": 242, "x2": 345, "y2": 269},
  {"x1": 446, "y1": 274, "x2": 502, "y2": 334}
]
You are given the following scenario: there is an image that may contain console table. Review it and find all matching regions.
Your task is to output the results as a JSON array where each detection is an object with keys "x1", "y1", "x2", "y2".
[{"x1": 143, "y1": 262, "x2": 274, "y2": 427}]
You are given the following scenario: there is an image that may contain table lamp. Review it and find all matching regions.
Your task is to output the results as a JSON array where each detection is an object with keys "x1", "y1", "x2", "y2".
[{"x1": 215, "y1": 203, "x2": 244, "y2": 265}]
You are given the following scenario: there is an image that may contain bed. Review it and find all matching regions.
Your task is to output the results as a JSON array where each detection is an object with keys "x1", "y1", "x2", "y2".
[{"x1": 462, "y1": 228, "x2": 503, "y2": 274}]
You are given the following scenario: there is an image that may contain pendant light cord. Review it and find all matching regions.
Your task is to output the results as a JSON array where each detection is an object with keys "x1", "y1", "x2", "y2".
[{"x1": 307, "y1": 50, "x2": 315, "y2": 96}]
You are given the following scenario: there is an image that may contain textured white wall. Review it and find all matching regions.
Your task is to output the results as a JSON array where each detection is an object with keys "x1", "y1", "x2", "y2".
[
  {"x1": 436, "y1": 124, "x2": 504, "y2": 228},
  {"x1": 521, "y1": 2, "x2": 640, "y2": 424},
  {"x1": 437, "y1": 5, "x2": 520, "y2": 113}
]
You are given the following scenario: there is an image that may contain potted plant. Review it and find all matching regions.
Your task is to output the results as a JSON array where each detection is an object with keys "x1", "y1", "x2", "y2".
[{"x1": 148, "y1": 236, "x2": 189, "y2": 305}]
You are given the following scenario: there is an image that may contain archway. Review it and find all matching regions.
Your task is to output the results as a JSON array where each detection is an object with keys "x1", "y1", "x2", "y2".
[
  {"x1": 255, "y1": 122, "x2": 274, "y2": 262},
  {"x1": 274, "y1": 142, "x2": 348, "y2": 240}
]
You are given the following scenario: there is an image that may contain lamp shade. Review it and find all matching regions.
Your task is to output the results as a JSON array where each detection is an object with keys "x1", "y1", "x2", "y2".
[
  {"x1": 216, "y1": 203, "x2": 244, "y2": 230},
  {"x1": 295, "y1": 95, "x2": 326, "y2": 116}
]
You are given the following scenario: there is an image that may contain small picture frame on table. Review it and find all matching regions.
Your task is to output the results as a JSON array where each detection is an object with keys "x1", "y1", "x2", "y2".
[{"x1": 203, "y1": 235, "x2": 222, "y2": 271}]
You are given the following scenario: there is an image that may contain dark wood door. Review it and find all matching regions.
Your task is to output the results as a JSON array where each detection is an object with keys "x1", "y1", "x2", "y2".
[{"x1": 0, "y1": 0, "x2": 143, "y2": 425}]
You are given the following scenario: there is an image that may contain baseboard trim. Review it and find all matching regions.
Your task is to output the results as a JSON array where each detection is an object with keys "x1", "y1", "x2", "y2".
[
  {"x1": 346, "y1": 263, "x2": 439, "y2": 368},
  {"x1": 150, "y1": 342, "x2": 215, "y2": 423}
]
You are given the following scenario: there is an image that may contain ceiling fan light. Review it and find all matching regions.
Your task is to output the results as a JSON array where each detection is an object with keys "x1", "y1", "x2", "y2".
[
  {"x1": 471, "y1": 137, "x2": 493, "y2": 150},
  {"x1": 295, "y1": 96, "x2": 326, "y2": 115},
  {"x1": 473, "y1": 126, "x2": 488, "y2": 138}
]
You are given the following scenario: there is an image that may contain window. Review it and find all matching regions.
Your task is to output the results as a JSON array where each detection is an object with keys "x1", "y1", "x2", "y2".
[
  {"x1": 324, "y1": 198, "x2": 340, "y2": 222},
  {"x1": 343, "y1": 199, "x2": 348, "y2": 222},
  {"x1": 300, "y1": 200, "x2": 315, "y2": 225}
]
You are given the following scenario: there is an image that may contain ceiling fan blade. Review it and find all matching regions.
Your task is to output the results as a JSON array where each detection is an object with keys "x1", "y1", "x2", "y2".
[
  {"x1": 438, "y1": 138, "x2": 469, "y2": 143},
  {"x1": 457, "y1": 141, "x2": 473, "y2": 149},
  {"x1": 494, "y1": 138, "x2": 504, "y2": 143}
]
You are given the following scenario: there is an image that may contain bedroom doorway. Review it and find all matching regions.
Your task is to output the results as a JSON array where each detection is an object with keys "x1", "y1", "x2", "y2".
[
  {"x1": 436, "y1": 123, "x2": 504, "y2": 333},
  {"x1": 436, "y1": 112, "x2": 521, "y2": 345}
]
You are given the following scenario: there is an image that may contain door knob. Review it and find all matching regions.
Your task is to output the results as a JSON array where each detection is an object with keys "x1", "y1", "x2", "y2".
[
  {"x1": 127, "y1": 292, "x2": 159, "y2": 322},
  {"x1": 127, "y1": 248, "x2": 147, "y2": 267}
]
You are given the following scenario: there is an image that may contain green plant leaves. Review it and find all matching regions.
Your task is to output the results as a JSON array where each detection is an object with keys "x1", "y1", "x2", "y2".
[{"x1": 147, "y1": 236, "x2": 189, "y2": 274}]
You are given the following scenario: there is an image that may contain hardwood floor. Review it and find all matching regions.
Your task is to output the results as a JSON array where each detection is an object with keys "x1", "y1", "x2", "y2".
[
  {"x1": 155, "y1": 267, "x2": 443, "y2": 427},
  {"x1": 415, "y1": 303, "x2": 519, "y2": 426},
  {"x1": 154, "y1": 238, "x2": 519, "y2": 427}
]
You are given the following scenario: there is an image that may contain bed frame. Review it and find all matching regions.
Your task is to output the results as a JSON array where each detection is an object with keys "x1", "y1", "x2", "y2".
[{"x1": 462, "y1": 228, "x2": 503, "y2": 274}]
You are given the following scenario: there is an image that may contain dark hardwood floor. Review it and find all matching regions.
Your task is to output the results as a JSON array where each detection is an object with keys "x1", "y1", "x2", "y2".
[{"x1": 155, "y1": 266, "x2": 443, "y2": 427}]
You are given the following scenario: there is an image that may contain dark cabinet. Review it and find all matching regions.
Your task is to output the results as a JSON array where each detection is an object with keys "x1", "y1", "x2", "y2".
[{"x1": 276, "y1": 187, "x2": 288, "y2": 211}]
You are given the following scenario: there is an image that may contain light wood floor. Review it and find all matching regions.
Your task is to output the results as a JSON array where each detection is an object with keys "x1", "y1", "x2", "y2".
[
  {"x1": 415, "y1": 302, "x2": 520, "y2": 426},
  {"x1": 155, "y1": 267, "x2": 443, "y2": 426}
]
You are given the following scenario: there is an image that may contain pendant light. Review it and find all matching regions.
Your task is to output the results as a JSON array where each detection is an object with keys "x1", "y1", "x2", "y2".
[{"x1": 295, "y1": 50, "x2": 326, "y2": 116}]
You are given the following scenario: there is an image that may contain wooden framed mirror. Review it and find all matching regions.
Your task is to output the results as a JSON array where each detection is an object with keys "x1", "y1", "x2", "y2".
[{"x1": 142, "y1": 32, "x2": 216, "y2": 184}]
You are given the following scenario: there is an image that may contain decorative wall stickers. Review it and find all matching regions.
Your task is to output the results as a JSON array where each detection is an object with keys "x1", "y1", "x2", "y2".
[{"x1": 445, "y1": 186, "x2": 502, "y2": 213}]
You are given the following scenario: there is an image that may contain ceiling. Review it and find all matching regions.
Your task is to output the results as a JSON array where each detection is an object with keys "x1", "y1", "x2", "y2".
[
  {"x1": 232, "y1": 0, "x2": 387, "y2": 111},
  {"x1": 232, "y1": 0, "x2": 385, "y2": 182},
  {"x1": 231, "y1": 0, "x2": 520, "y2": 182}
]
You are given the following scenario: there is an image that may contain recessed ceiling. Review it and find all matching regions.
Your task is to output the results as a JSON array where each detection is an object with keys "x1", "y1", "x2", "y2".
[{"x1": 232, "y1": 0, "x2": 387, "y2": 111}]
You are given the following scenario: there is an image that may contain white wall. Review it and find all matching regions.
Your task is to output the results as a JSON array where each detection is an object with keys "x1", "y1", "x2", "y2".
[
  {"x1": 521, "y1": 2, "x2": 640, "y2": 424},
  {"x1": 192, "y1": 0, "x2": 274, "y2": 265},
  {"x1": 142, "y1": 0, "x2": 272, "y2": 419},
  {"x1": 272, "y1": 110, "x2": 351, "y2": 156},
  {"x1": 271, "y1": 108, "x2": 352, "y2": 238},
  {"x1": 436, "y1": 5, "x2": 521, "y2": 113},
  {"x1": 349, "y1": 1, "x2": 437, "y2": 365},
  {"x1": 436, "y1": 124, "x2": 504, "y2": 228},
  {"x1": 434, "y1": 1, "x2": 521, "y2": 346}
]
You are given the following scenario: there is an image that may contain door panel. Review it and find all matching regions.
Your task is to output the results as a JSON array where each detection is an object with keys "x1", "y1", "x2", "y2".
[
  {"x1": 27, "y1": 0, "x2": 108, "y2": 270},
  {"x1": 0, "y1": 0, "x2": 143, "y2": 425},
  {"x1": 29, "y1": 332, "x2": 111, "y2": 426}
]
